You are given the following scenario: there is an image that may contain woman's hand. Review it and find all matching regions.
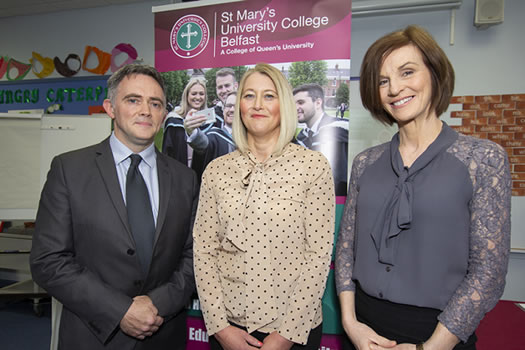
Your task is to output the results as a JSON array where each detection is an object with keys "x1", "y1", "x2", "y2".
[
  {"x1": 342, "y1": 316, "x2": 396, "y2": 350},
  {"x1": 374, "y1": 322, "x2": 460, "y2": 350},
  {"x1": 374, "y1": 344, "x2": 416, "y2": 350},
  {"x1": 339, "y1": 291, "x2": 396, "y2": 350},
  {"x1": 214, "y1": 325, "x2": 262, "y2": 350},
  {"x1": 184, "y1": 109, "x2": 207, "y2": 136},
  {"x1": 380, "y1": 323, "x2": 458, "y2": 350},
  {"x1": 260, "y1": 331, "x2": 293, "y2": 350}
]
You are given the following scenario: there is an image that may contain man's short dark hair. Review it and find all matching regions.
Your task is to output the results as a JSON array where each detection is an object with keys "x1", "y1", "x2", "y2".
[
  {"x1": 224, "y1": 91, "x2": 237, "y2": 104},
  {"x1": 107, "y1": 64, "x2": 166, "y2": 103},
  {"x1": 215, "y1": 67, "x2": 237, "y2": 82},
  {"x1": 293, "y1": 83, "x2": 325, "y2": 108}
]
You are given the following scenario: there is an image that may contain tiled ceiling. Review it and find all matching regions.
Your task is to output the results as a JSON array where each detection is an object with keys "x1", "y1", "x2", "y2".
[{"x1": 0, "y1": 0, "x2": 172, "y2": 19}]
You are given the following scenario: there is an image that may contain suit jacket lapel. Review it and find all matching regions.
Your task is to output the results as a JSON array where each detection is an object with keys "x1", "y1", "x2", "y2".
[
  {"x1": 154, "y1": 150, "x2": 171, "y2": 246},
  {"x1": 94, "y1": 138, "x2": 133, "y2": 240},
  {"x1": 319, "y1": 113, "x2": 331, "y2": 128}
]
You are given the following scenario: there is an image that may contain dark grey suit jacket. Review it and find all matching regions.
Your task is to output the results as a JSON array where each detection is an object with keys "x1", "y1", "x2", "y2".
[{"x1": 30, "y1": 137, "x2": 198, "y2": 350}]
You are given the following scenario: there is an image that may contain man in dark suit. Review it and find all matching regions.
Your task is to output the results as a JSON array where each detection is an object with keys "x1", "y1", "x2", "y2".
[
  {"x1": 294, "y1": 83, "x2": 349, "y2": 196},
  {"x1": 30, "y1": 64, "x2": 198, "y2": 350}
]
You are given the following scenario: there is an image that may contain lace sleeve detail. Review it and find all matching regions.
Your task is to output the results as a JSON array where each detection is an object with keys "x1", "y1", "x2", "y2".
[
  {"x1": 439, "y1": 136, "x2": 511, "y2": 342},
  {"x1": 335, "y1": 143, "x2": 388, "y2": 295}
]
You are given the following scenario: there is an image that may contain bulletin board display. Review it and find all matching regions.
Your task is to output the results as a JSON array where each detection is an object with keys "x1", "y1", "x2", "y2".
[{"x1": 0, "y1": 76, "x2": 108, "y2": 115}]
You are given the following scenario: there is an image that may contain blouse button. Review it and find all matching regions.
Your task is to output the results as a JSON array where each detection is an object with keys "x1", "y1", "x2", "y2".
[
  {"x1": 127, "y1": 249, "x2": 135, "y2": 255},
  {"x1": 386, "y1": 266, "x2": 391, "y2": 272},
  {"x1": 379, "y1": 292, "x2": 384, "y2": 298}
]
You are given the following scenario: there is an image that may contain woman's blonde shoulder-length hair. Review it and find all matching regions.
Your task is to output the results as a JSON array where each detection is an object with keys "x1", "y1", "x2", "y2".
[
  {"x1": 177, "y1": 76, "x2": 208, "y2": 118},
  {"x1": 232, "y1": 63, "x2": 298, "y2": 155}
]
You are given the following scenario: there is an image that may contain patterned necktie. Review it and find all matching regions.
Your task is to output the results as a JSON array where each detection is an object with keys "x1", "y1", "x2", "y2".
[
  {"x1": 126, "y1": 154, "x2": 155, "y2": 275},
  {"x1": 304, "y1": 129, "x2": 314, "y2": 148}
]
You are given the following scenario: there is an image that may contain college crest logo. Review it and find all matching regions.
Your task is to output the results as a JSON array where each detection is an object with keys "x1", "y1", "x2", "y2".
[{"x1": 170, "y1": 14, "x2": 210, "y2": 59}]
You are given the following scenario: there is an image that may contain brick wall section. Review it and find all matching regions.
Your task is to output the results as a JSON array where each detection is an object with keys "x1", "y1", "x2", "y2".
[{"x1": 450, "y1": 93, "x2": 525, "y2": 196}]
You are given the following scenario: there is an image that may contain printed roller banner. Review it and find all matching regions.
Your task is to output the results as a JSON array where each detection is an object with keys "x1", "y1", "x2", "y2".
[{"x1": 154, "y1": 1, "x2": 351, "y2": 348}]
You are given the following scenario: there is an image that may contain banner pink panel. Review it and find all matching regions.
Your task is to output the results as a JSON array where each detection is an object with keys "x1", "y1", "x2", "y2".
[{"x1": 154, "y1": 0, "x2": 351, "y2": 71}]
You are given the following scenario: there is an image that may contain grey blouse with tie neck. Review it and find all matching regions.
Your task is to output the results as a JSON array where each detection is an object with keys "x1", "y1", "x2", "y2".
[{"x1": 335, "y1": 123, "x2": 511, "y2": 342}]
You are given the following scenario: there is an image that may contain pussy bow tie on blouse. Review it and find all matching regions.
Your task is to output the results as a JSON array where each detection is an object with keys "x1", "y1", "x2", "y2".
[
  {"x1": 370, "y1": 123, "x2": 457, "y2": 265},
  {"x1": 233, "y1": 151, "x2": 280, "y2": 331}
]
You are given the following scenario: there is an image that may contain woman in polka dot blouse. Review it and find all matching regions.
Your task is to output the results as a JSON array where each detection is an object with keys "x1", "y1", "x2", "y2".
[{"x1": 193, "y1": 63, "x2": 335, "y2": 350}]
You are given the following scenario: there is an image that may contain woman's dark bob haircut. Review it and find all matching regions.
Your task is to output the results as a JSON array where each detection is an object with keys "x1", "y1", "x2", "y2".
[{"x1": 360, "y1": 25, "x2": 455, "y2": 125}]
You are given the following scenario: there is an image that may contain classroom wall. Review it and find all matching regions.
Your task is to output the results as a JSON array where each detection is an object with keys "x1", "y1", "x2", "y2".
[
  {"x1": 0, "y1": 1, "x2": 166, "y2": 80},
  {"x1": 1, "y1": 0, "x2": 523, "y2": 300}
]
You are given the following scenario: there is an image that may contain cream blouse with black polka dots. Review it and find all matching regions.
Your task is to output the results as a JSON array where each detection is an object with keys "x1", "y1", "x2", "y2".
[{"x1": 193, "y1": 142, "x2": 335, "y2": 345}]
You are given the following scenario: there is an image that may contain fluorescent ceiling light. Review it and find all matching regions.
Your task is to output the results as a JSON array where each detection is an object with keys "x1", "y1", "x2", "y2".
[{"x1": 352, "y1": 0, "x2": 462, "y2": 17}]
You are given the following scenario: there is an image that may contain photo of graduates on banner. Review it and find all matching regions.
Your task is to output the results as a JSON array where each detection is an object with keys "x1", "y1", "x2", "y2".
[{"x1": 160, "y1": 60, "x2": 349, "y2": 196}]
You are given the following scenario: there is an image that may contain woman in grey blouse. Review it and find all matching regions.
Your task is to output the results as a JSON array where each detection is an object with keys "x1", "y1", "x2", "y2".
[{"x1": 335, "y1": 25, "x2": 511, "y2": 350}]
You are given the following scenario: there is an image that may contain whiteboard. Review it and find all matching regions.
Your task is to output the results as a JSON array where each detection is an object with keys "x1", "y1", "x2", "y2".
[
  {"x1": 0, "y1": 114, "x2": 111, "y2": 220},
  {"x1": 0, "y1": 113, "x2": 42, "y2": 219}
]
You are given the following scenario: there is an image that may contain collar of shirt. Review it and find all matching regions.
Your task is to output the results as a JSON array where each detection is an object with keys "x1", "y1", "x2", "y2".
[
  {"x1": 109, "y1": 132, "x2": 156, "y2": 168},
  {"x1": 302, "y1": 113, "x2": 324, "y2": 136},
  {"x1": 109, "y1": 132, "x2": 159, "y2": 224}
]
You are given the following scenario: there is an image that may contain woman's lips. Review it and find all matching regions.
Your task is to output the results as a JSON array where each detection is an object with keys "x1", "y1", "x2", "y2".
[{"x1": 391, "y1": 96, "x2": 414, "y2": 107}]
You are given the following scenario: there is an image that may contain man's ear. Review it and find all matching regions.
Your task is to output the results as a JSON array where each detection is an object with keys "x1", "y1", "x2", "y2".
[
  {"x1": 315, "y1": 97, "x2": 323, "y2": 110},
  {"x1": 103, "y1": 99, "x2": 115, "y2": 120}
]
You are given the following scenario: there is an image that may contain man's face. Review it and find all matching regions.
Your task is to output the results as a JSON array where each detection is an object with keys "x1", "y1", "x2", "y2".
[
  {"x1": 294, "y1": 91, "x2": 318, "y2": 125},
  {"x1": 216, "y1": 74, "x2": 238, "y2": 103},
  {"x1": 103, "y1": 74, "x2": 166, "y2": 153},
  {"x1": 223, "y1": 94, "x2": 236, "y2": 127}
]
